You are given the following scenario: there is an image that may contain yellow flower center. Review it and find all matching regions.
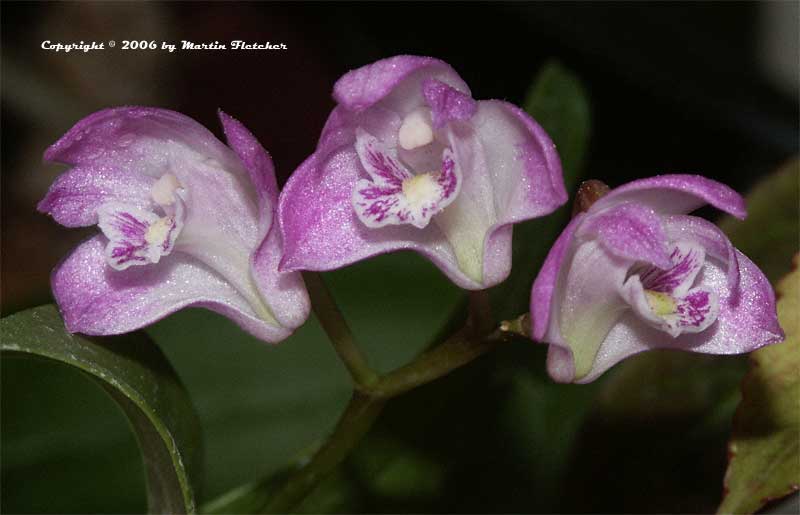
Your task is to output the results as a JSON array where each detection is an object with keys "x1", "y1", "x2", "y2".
[
  {"x1": 645, "y1": 290, "x2": 677, "y2": 316},
  {"x1": 145, "y1": 217, "x2": 175, "y2": 246},
  {"x1": 402, "y1": 173, "x2": 439, "y2": 207}
]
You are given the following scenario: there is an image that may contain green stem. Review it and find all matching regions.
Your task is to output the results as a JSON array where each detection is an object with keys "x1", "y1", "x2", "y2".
[
  {"x1": 303, "y1": 272, "x2": 379, "y2": 388},
  {"x1": 367, "y1": 327, "x2": 508, "y2": 399},
  {"x1": 259, "y1": 286, "x2": 521, "y2": 513},
  {"x1": 263, "y1": 392, "x2": 385, "y2": 513}
]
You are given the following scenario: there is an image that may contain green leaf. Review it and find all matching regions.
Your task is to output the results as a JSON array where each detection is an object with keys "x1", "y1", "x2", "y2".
[
  {"x1": 719, "y1": 159, "x2": 799, "y2": 283},
  {"x1": 523, "y1": 60, "x2": 591, "y2": 181},
  {"x1": 1, "y1": 305, "x2": 202, "y2": 514},
  {"x1": 718, "y1": 256, "x2": 800, "y2": 514},
  {"x1": 493, "y1": 60, "x2": 591, "y2": 319}
]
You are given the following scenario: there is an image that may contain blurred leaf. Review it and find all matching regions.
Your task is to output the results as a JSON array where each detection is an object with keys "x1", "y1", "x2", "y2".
[
  {"x1": 1, "y1": 305, "x2": 202, "y2": 514},
  {"x1": 324, "y1": 252, "x2": 464, "y2": 371},
  {"x1": 597, "y1": 351, "x2": 747, "y2": 427},
  {"x1": 351, "y1": 436, "x2": 445, "y2": 503},
  {"x1": 718, "y1": 255, "x2": 800, "y2": 514},
  {"x1": 719, "y1": 159, "x2": 799, "y2": 282},
  {"x1": 494, "y1": 60, "x2": 590, "y2": 319},
  {"x1": 523, "y1": 60, "x2": 591, "y2": 181},
  {"x1": 497, "y1": 366, "x2": 599, "y2": 511},
  {"x1": 202, "y1": 444, "x2": 362, "y2": 514}
]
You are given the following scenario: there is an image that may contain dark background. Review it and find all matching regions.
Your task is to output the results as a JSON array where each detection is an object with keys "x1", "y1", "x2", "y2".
[{"x1": 2, "y1": 2, "x2": 797, "y2": 514}]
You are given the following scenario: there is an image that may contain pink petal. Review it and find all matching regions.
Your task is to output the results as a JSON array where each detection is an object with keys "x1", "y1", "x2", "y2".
[
  {"x1": 574, "y1": 251, "x2": 782, "y2": 383},
  {"x1": 278, "y1": 147, "x2": 482, "y2": 289},
  {"x1": 52, "y1": 236, "x2": 295, "y2": 342},
  {"x1": 39, "y1": 107, "x2": 242, "y2": 227},
  {"x1": 549, "y1": 240, "x2": 633, "y2": 381},
  {"x1": 470, "y1": 101, "x2": 567, "y2": 224},
  {"x1": 662, "y1": 214, "x2": 740, "y2": 294},
  {"x1": 354, "y1": 129, "x2": 411, "y2": 187},
  {"x1": 333, "y1": 55, "x2": 469, "y2": 112},
  {"x1": 422, "y1": 78, "x2": 477, "y2": 128},
  {"x1": 592, "y1": 174, "x2": 747, "y2": 220},
  {"x1": 530, "y1": 214, "x2": 585, "y2": 341},
  {"x1": 219, "y1": 110, "x2": 310, "y2": 331},
  {"x1": 638, "y1": 241, "x2": 705, "y2": 294},
  {"x1": 578, "y1": 203, "x2": 673, "y2": 270}
]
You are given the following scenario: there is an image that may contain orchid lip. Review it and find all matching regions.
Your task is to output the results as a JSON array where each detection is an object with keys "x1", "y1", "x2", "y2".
[
  {"x1": 622, "y1": 241, "x2": 720, "y2": 337},
  {"x1": 96, "y1": 191, "x2": 186, "y2": 271},
  {"x1": 351, "y1": 128, "x2": 461, "y2": 230}
]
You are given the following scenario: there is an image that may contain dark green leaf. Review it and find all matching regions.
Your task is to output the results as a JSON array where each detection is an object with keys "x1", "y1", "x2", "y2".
[
  {"x1": 718, "y1": 256, "x2": 800, "y2": 514},
  {"x1": 1, "y1": 305, "x2": 202, "y2": 514}
]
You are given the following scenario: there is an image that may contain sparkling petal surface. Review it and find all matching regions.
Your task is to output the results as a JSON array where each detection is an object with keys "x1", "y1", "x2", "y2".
[
  {"x1": 422, "y1": 78, "x2": 478, "y2": 128},
  {"x1": 220, "y1": 111, "x2": 310, "y2": 330},
  {"x1": 39, "y1": 107, "x2": 242, "y2": 227},
  {"x1": 333, "y1": 55, "x2": 469, "y2": 113},
  {"x1": 662, "y1": 214, "x2": 740, "y2": 293},
  {"x1": 52, "y1": 236, "x2": 293, "y2": 342},
  {"x1": 592, "y1": 174, "x2": 747, "y2": 219},
  {"x1": 575, "y1": 253, "x2": 783, "y2": 383},
  {"x1": 578, "y1": 202, "x2": 673, "y2": 269},
  {"x1": 530, "y1": 214, "x2": 584, "y2": 341},
  {"x1": 554, "y1": 240, "x2": 632, "y2": 381}
]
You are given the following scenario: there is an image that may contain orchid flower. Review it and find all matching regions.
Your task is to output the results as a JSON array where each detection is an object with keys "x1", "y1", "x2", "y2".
[
  {"x1": 531, "y1": 175, "x2": 784, "y2": 383},
  {"x1": 278, "y1": 55, "x2": 567, "y2": 289},
  {"x1": 38, "y1": 107, "x2": 310, "y2": 342}
]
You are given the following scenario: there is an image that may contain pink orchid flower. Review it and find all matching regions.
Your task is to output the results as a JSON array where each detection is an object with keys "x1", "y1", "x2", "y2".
[
  {"x1": 278, "y1": 55, "x2": 567, "y2": 289},
  {"x1": 531, "y1": 175, "x2": 784, "y2": 383},
  {"x1": 39, "y1": 107, "x2": 310, "y2": 342}
]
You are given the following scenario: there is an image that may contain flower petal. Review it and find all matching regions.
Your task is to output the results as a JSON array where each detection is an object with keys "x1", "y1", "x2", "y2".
[
  {"x1": 39, "y1": 107, "x2": 244, "y2": 227},
  {"x1": 52, "y1": 236, "x2": 294, "y2": 342},
  {"x1": 662, "y1": 214, "x2": 740, "y2": 294},
  {"x1": 278, "y1": 147, "x2": 483, "y2": 289},
  {"x1": 622, "y1": 275, "x2": 719, "y2": 337},
  {"x1": 578, "y1": 203, "x2": 673, "y2": 269},
  {"x1": 470, "y1": 101, "x2": 567, "y2": 223},
  {"x1": 219, "y1": 110, "x2": 279, "y2": 222},
  {"x1": 422, "y1": 78, "x2": 477, "y2": 128},
  {"x1": 530, "y1": 214, "x2": 584, "y2": 341},
  {"x1": 639, "y1": 241, "x2": 705, "y2": 295},
  {"x1": 437, "y1": 100, "x2": 567, "y2": 285},
  {"x1": 352, "y1": 181, "x2": 406, "y2": 227},
  {"x1": 354, "y1": 129, "x2": 412, "y2": 187},
  {"x1": 281, "y1": 61, "x2": 566, "y2": 290},
  {"x1": 592, "y1": 174, "x2": 747, "y2": 219},
  {"x1": 333, "y1": 55, "x2": 469, "y2": 113},
  {"x1": 96, "y1": 197, "x2": 185, "y2": 271},
  {"x1": 96, "y1": 202, "x2": 163, "y2": 270},
  {"x1": 573, "y1": 250, "x2": 783, "y2": 383},
  {"x1": 551, "y1": 240, "x2": 632, "y2": 381},
  {"x1": 220, "y1": 110, "x2": 310, "y2": 331}
]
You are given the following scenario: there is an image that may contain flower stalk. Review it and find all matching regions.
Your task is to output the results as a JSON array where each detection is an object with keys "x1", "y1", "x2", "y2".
[
  {"x1": 303, "y1": 272, "x2": 379, "y2": 388},
  {"x1": 263, "y1": 391, "x2": 385, "y2": 514},
  {"x1": 262, "y1": 290, "x2": 515, "y2": 513}
]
